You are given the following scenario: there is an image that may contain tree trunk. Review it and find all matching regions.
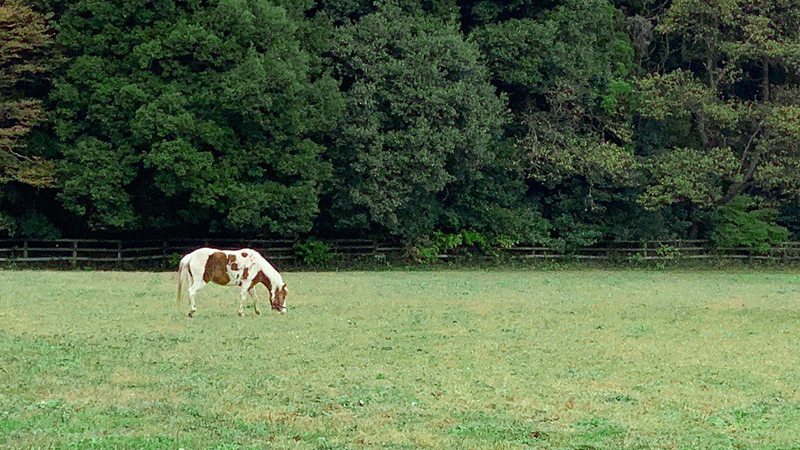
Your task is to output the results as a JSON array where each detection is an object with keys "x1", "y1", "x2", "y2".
[{"x1": 707, "y1": 49, "x2": 717, "y2": 92}]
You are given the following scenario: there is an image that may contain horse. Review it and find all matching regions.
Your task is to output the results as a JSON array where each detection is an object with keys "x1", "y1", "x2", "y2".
[{"x1": 177, "y1": 247, "x2": 287, "y2": 317}]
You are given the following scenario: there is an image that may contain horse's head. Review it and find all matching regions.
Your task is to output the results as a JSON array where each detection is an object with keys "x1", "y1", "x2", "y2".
[{"x1": 271, "y1": 283, "x2": 288, "y2": 313}]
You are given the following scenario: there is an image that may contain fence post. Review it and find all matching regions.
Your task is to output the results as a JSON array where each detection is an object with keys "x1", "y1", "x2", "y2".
[
  {"x1": 22, "y1": 239, "x2": 28, "y2": 259},
  {"x1": 71, "y1": 240, "x2": 78, "y2": 268},
  {"x1": 117, "y1": 241, "x2": 123, "y2": 265}
]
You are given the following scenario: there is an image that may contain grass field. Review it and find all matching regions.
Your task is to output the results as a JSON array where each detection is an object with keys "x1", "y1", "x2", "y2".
[{"x1": 1, "y1": 269, "x2": 800, "y2": 449}]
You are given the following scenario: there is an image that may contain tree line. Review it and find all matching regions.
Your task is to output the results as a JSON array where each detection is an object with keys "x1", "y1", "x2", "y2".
[{"x1": 2, "y1": 0, "x2": 800, "y2": 253}]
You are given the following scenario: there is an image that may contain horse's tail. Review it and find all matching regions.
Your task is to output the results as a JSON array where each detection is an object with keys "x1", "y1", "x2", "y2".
[{"x1": 177, "y1": 257, "x2": 190, "y2": 309}]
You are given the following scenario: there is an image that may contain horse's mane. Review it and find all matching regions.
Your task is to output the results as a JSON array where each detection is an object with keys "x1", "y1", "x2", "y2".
[{"x1": 252, "y1": 250, "x2": 284, "y2": 288}]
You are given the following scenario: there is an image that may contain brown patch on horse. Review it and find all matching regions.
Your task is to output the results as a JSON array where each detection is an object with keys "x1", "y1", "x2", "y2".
[
  {"x1": 253, "y1": 270, "x2": 272, "y2": 291},
  {"x1": 225, "y1": 254, "x2": 241, "y2": 271},
  {"x1": 277, "y1": 284, "x2": 288, "y2": 310},
  {"x1": 252, "y1": 270, "x2": 282, "y2": 310},
  {"x1": 242, "y1": 267, "x2": 250, "y2": 281},
  {"x1": 241, "y1": 252, "x2": 248, "y2": 257},
  {"x1": 203, "y1": 252, "x2": 232, "y2": 285}
]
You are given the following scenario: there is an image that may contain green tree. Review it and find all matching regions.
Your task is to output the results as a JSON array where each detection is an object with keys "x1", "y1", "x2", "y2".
[
  {"x1": 0, "y1": 0, "x2": 56, "y2": 188},
  {"x1": 316, "y1": 0, "x2": 458, "y2": 25},
  {"x1": 328, "y1": 1, "x2": 543, "y2": 241},
  {"x1": 51, "y1": 0, "x2": 342, "y2": 235},
  {"x1": 0, "y1": 0, "x2": 61, "y2": 238},
  {"x1": 659, "y1": 0, "x2": 800, "y2": 99},
  {"x1": 471, "y1": 0, "x2": 639, "y2": 245},
  {"x1": 640, "y1": 0, "x2": 800, "y2": 214}
]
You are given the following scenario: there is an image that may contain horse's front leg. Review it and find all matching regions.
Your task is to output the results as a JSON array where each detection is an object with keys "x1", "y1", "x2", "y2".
[
  {"x1": 239, "y1": 278, "x2": 259, "y2": 316},
  {"x1": 249, "y1": 287, "x2": 261, "y2": 316}
]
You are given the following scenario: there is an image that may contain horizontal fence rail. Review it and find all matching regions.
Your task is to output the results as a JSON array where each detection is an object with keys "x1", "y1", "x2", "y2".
[
  {"x1": 0, "y1": 239, "x2": 799, "y2": 266},
  {"x1": 0, "y1": 239, "x2": 389, "y2": 265}
]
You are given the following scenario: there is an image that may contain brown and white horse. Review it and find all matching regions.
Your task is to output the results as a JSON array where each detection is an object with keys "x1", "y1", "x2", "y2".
[{"x1": 177, "y1": 247, "x2": 287, "y2": 317}]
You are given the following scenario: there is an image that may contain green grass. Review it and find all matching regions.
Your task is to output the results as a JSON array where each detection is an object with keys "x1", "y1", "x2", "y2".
[{"x1": 1, "y1": 269, "x2": 800, "y2": 449}]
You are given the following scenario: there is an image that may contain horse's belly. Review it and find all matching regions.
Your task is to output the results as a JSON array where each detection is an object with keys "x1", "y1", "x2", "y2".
[{"x1": 206, "y1": 271, "x2": 242, "y2": 286}]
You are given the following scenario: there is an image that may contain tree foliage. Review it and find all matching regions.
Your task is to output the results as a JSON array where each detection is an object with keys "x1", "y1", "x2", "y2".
[
  {"x1": 470, "y1": 0, "x2": 638, "y2": 245},
  {"x1": 639, "y1": 1, "x2": 800, "y2": 216},
  {"x1": 712, "y1": 195, "x2": 790, "y2": 252},
  {"x1": 0, "y1": 0, "x2": 798, "y2": 250},
  {"x1": 0, "y1": 0, "x2": 56, "y2": 187},
  {"x1": 328, "y1": 1, "x2": 542, "y2": 241},
  {"x1": 51, "y1": 0, "x2": 342, "y2": 234}
]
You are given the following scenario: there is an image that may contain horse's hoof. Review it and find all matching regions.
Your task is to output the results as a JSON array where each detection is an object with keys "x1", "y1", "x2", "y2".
[
  {"x1": 255, "y1": 310, "x2": 261, "y2": 316},
  {"x1": 188, "y1": 312, "x2": 194, "y2": 318},
  {"x1": 238, "y1": 311, "x2": 244, "y2": 317}
]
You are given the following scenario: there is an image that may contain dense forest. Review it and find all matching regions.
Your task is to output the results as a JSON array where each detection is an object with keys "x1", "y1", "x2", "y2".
[{"x1": 2, "y1": 0, "x2": 800, "y2": 252}]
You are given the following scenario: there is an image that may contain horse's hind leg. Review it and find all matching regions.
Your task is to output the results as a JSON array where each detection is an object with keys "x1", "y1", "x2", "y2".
[
  {"x1": 187, "y1": 280, "x2": 206, "y2": 318},
  {"x1": 238, "y1": 287, "x2": 248, "y2": 317}
]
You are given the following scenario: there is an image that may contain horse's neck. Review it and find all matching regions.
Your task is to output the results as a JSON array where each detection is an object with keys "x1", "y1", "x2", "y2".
[{"x1": 256, "y1": 258, "x2": 282, "y2": 287}]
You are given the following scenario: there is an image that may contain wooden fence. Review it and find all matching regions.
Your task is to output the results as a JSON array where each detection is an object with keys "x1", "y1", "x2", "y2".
[
  {"x1": 500, "y1": 240, "x2": 800, "y2": 262},
  {"x1": 1, "y1": 238, "x2": 800, "y2": 266},
  {"x1": 0, "y1": 238, "x2": 395, "y2": 265}
]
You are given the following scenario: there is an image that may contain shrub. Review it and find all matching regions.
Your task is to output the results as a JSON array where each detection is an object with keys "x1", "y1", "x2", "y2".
[
  {"x1": 295, "y1": 239, "x2": 335, "y2": 267},
  {"x1": 410, "y1": 230, "x2": 518, "y2": 263},
  {"x1": 712, "y1": 195, "x2": 790, "y2": 253}
]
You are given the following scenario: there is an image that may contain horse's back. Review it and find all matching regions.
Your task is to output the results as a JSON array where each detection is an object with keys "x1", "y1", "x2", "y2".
[
  {"x1": 180, "y1": 247, "x2": 283, "y2": 288},
  {"x1": 183, "y1": 247, "x2": 219, "y2": 262}
]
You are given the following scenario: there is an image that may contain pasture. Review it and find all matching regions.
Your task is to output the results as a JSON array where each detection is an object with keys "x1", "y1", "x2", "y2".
[{"x1": 1, "y1": 270, "x2": 800, "y2": 449}]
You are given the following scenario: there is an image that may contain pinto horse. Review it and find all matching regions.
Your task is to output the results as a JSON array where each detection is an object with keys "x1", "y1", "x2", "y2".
[{"x1": 177, "y1": 247, "x2": 287, "y2": 317}]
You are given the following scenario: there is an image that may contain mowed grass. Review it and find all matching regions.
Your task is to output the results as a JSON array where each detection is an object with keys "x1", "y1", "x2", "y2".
[{"x1": 2, "y1": 270, "x2": 800, "y2": 449}]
